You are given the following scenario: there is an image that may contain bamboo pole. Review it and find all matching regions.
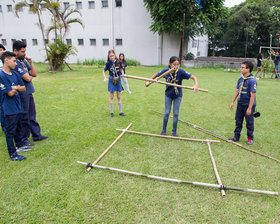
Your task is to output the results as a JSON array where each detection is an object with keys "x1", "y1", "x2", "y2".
[
  {"x1": 149, "y1": 109, "x2": 280, "y2": 163},
  {"x1": 86, "y1": 123, "x2": 133, "y2": 173},
  {"x1": 77, "y1": 161, "x2": 278, "y2": 196},
  {"x1": 145, "y1": 67, "x2": 176, "y2": 87},
  {"x1": 116, "y1": 129, "x2": 220, "y2": 143},
  {"x1": 122, "y1": 74, "x2": 208, "y2": 93},
  {"x1": 207, "y1": 141, "x2": 226, "y2": 197}
]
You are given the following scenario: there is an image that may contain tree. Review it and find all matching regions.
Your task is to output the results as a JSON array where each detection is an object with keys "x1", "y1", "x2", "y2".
[{"x1": 143, "y1": 0, "x2": 224, "y2": 57}]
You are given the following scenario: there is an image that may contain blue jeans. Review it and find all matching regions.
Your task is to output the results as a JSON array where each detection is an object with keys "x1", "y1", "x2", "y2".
[
  {"x1": 5, "y1": 113, "x2": 24, "y2": 156},
  {"x1": 162, "y1": 95, "x2": 182, "y2": 133},
  {"x1": 274, "y1": 63, "x2": 279, "y2": 78}
]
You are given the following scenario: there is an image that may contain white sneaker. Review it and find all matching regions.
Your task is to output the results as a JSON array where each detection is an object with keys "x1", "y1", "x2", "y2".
[
  {"x1": 127, "y1": 90, "x2": 132, "y2": 94},
  {"x1": 16, "y1": 146, "x2": 32, "y2": 152}
]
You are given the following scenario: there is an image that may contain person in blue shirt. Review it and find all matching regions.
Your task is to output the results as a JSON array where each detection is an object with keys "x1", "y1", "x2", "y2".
[
  {"x1": 0, "y1": 43, "x2": 6, "y2": 133},
  {"x1": 271, "y1": 50, "x2": 280, "y2": 79},
  {"x1": 103, "y1": 50, "x2": 126, "y2": 117},
  {"x1": 13, "y1": 40, "x2": 48, "y2": 146},
  {"x1": 229, "y1": 61, "x2": 257, "y2": 145},
  {"x1": 149, "y1": 56, "x2": 198, "y2": 137},
  {"x1": 119, "y1": 53, "x2": 131, "y2": 94},
  {"x1": 0, "y1": 51, "x2": 27, "y2": 161},
  {"x1": 255, "y1": 53, "x2": 264, "y2": 80}
]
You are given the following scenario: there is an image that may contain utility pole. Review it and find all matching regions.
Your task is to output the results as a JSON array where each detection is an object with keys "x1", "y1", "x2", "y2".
[
  {"x1": 212, "y1": 16, "x2": 216, "y2": 56},
  {"x1": 245, "y1": 17, "x2": 250, "y2": 58},
  {"x1": 180, "y1": 13, "x2": 186, "y2": 65}
]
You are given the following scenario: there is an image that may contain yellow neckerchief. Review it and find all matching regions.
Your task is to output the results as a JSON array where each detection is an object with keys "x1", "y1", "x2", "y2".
[
  {"x1": 17, "y1": 59, "x2": 29, "y2": 73},
  {"x1": 169, "y1": 68, "x2": 179, "y2": 95},
  {"x1": 238, "y1": 75, "x2": 254, "y2": 99}
]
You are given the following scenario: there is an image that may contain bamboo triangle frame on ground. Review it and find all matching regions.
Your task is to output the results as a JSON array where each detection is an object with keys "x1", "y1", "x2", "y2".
[{"x1": 149, "y1": 109, "x2": 280, "y2": 163}]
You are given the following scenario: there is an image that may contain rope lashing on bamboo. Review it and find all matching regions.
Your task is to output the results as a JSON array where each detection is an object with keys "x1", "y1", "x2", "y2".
[
  {"x1": 77, "y1": 161, "x2": 278, "y2": 196},
  {"x1": 122, "y1": 74, "x2": 208, "y2": 93},
  {"x1": 149, "y1": 109, "x2": 280, "y2": 163}
]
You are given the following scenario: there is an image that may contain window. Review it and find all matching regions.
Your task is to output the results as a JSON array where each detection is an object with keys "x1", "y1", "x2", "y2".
[
  {"x1": 1, "y1": 39, "x2": 7, "y2": 46},
  {"x1": 66, "y1": 39, "x2": 72, "y2": 45},
  {"x1": 40, "y1": 4, "x2": 46, "y2": 10},
  {"x1": 0, "y1": 5, "x2": 2, "y2": 12},
  {"x1": 101, "y1": 0, "x2": 108, "y2": 8},
  {"x1": 115, "y1": 0, "x2": 122, "y2": 7},
  {"x1": 76, "y1": 2, "x2": 82, "y2": 9},
  {"x1": 64, "y1": 2, "x2": 70, "y2": 9},
  {"x1": 32, "y1": 39, "x2": 38, "y2": 46},
  {"x1": 102, "y1": 39, "x2": 109, "y2": 46},
  {"x1": 18, "y1": 7, "x2": 23, "y2": 12},
  {"x1": 90, "y1": 38, "x2": 96, "y2": 46},
  {"x1": 116, "y1": 39, "x2": 122, "y2": 46},
  {"x1": 78, "y1": 39, "x2": 84, "y2": 46},
  {"x1": 11, "y1": 39, "x2": 16, "y2": 44},
  {"x1": 44, "y1": 39, "x2": 49, "y2": 44},
  {"x1": 88, "y1": 1, "x2": 95, "y2": 9},
  {"x1": 7, "y1": 5, "x2": 13, "y2": 12},
  {"x1": 21, "y1": 39, "x2": 27, "y2": 44},
  {"x1": 192, "y1": 39, "x2": 198, "y2": 48}
]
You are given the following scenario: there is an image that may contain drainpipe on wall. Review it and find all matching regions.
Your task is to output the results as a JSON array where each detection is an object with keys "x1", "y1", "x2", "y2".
[
  {"x1": 111, "y1": 0, "x2": 114, "y2": 50},
  {"x1": 157, "y1": 33, "x2": 163, "y2": 65}
]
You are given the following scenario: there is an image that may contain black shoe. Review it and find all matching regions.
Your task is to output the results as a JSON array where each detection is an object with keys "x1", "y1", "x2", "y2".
[
  {"x1": 25, "y1": 140, "x2": 34, "y2": 146},
  {"x1": 110, "y1": 113, "x2": 114, "y2": 117},
  {"x1": 34, "y1": 135, "x2": 48, "y2": 142},
  {"x1": 228, "y1": 137, "x2": 238, "y2": 142},
  {"x1": 119, "y1": 113, "x2": 126, "y2": 116}
]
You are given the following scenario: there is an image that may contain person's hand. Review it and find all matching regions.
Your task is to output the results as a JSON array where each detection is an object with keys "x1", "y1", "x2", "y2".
[
  {"x1": 104, "y1": 77, "x2": 108, "y2": 82},
  {"x1": 25, "y1": 56, "x2": 32, "y2": 63},
  {"x1": 193, "y1": 85, "x2": 198, "y2": 93},
  {"x1": 246, "y1": 108, "x2": 252, "y2": 116},
  {"x1": 230, "y1": 103, "x2": 234, "y2": 110}
]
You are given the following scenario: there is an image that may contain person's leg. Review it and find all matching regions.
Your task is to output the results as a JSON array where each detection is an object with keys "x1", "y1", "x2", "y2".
[
  {"x1": 5, "y1": 115, "x2": 19, "y2": 156},
  {"x1": 0, "y1": 103, "x2": 6, "y2": 133},
  {"x1": 117, "y1": 91, "x2": 126, "y2": 116},
  {"x1": 109, "y1": 92, "x2": 114, "y2": 115},
  {"x1": 245, "y1": 106, "x2": 255, "y2": 140},
  {"x1": 19, "y1": 92, "x2": 31, "y2": 144},
  {"x1": 121, "y1": 76, "x2": 131, "y2": 94},
  {"x1": 172, "y1": 96, "x2": 182, "y2": 133},
  {"x1": 234, "y1": 104, "x2": 245, "y2": 140},
  {"x1": 162, "y1": 95, "x2": 172, "y2": 133},
  {"x1": 29, "y1": 94, "x2": 42, "y2": 141}
]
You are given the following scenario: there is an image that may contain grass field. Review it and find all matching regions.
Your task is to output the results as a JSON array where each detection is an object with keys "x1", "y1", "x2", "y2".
[{"x1": 0, "y1": 64, "x2": 279, "y2": 223}]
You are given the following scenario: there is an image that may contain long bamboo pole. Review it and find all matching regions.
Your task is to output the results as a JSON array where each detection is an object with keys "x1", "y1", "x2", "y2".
[
  {"x1": 207, "y1": 141, "x2": 226, "y2": 197},
  {"x1": 86, "y1": 123, "x2": 133, "y2": 173},
  {"x1": 122, "y1": 74, "x2": 208, "y2": 93},
  {"x1": 145, "y1": 68, "x2": 176, "y2": 87},
  {"x1": 77, "y1": 161, "x2": 278, "y2": 196},
  {"x1": 149, "y1": 109, "x2": 280, "y2": 163},
  {"x1": 116, "y1": 129, "x2": 220, "y2": 143}
]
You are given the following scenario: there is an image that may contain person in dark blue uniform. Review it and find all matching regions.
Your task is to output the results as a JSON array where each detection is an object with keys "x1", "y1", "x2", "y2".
[
  {"x1": 255, "y1": 53, "x2": 263, "y2": 79},
  {"x1": 13, "y1": 40, "x2": 48, "y2": 146},
  {"x1": 119, "y1": 53, "x2": 131, "y2": 94},
  {"x1": 229, "y1": 61, "x2": 257, "y2": 145},
  {"x1": 103, "y1": 50, "x2": 126, "y2": 117},
  {"x1": 0, "y1": 43, "x2": 7, "y2": 133},
  {"x1": 0, "y1": 51, "x2": 28, "y2": 161},
  {"x1": 271, "y1": 50, "x2": 280, "y2": 79},
  {"x1": 149, "y1": 56, "x2": 198, "y2": 137}
]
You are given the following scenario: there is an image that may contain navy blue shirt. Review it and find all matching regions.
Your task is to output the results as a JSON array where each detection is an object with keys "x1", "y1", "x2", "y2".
[
  {"x1": 104, "y1": 60, "x2": 122, "y2": 77},
  {"x1": 236, "y1": 74, "x2": 257, "y2": 106},
  {"x1": 157, "y1": 68, "x2": 192, "y2": 99},
  {"x1": 14, "y1": 59, "x2": 35, "y2": 94},
  {"x1": 274, "y1": 55, "x2": 280, "y2": 65},
  {"x1": 0, "y1": 70, "x2": 24, "y2": 115},
  {"x1": 120, "y1": 61, "x2": 127, "y2": 74}
]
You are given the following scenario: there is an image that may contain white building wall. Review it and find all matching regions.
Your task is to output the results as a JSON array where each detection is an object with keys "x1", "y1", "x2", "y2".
[{"x1": 0, "y1": 0, "x2": 208, "y2": 65}]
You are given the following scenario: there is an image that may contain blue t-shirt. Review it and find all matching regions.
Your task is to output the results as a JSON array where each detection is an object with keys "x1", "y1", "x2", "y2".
[
  {"x1": 236, "y1": 74, "x2": 257, "y2": 106},
  {"x1": 0, "y1": 70, "x2": 24, "y2": 115},
  {"x1": 14, "y1": 59, "x2": 35, "y2": 94},
  {"x1": 157, "y1": 68, "x2": 192, "y2": 99},
  {"x1": 257, "y1": 58, "x2": 262, "y2": 67},
  {"x1": 274, "y1": 55, "x2": 280, "y2": 65},
  {"x1": 0, "y1": 60, "x2": 3, "y2": 69},
  {"x1": 120, "y1": 61, "x2": 127, "y2": 74},
  {"x1": 104, "y1": 60, "x2": 122, "y2": 77}
]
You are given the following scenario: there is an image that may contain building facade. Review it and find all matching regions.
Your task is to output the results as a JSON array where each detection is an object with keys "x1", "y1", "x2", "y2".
[{"x1": 0, "y1": 0, "x2": 208, "y2": 65}]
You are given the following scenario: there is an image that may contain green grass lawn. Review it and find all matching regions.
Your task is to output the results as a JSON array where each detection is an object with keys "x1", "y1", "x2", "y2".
[{"x1": 0, "y1": 64, "x2": 279, "y2": 223}]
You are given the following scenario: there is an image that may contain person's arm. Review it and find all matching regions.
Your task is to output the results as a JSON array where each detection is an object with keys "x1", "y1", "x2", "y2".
[
  {"x1": 230, "y1": 89, "x2": 239, "y2": 110},
  {"x1": 246, "y1": 92, "x2": 256, "y2": 116},
  {"x1": 7, "y1": 85, "x2": 25, "y2": 96},
  {"x1": 102, "y1": 70, "x2": 108, "y2": 81},
  {"x1": 25, "y1": 56, "x2": 37, "y2": 77},
  {"x1": 190, "y1": 75, "x2": 198, "y2": 93}
]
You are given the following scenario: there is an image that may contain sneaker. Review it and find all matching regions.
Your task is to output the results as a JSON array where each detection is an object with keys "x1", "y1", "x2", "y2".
[
  {"x1": 247, "y1": 138, "x2": 254, "y2": 145},
  {"x1": 160, "y1": 130, "x2": 166, "y2": 136},
  {"x1": 172, "y1": 132, "x2": 178, "y2": 137},
  {"x1": 110, "y1": 113, "x2": 114, "y2": 117},
  {"x1": 119, "y1": 113, "x2": 126, "y2": 116},
  {"x1": 34, "y1": 135, "x2": 48, "y2": 142},
  {"x1": 10, "y1": 152, "x2": 26, "y2": 161},
  {"x1": 16, "y1": 146, "x2": 32, "y2": 152},
  {"x1": 127, "y1": 90, "x2": 132, "y2": 95},
  {"x1": 228, "y1": 137, "x2": 238, "y2": 142},
  {"x1": 25, "y1": 140, "x2": 34, "y2": 146}
]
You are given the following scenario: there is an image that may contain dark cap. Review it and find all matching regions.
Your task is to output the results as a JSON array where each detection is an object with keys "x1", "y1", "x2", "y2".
[{"x1": 0, "y1": 44, "x2": 6, "y2": 50}]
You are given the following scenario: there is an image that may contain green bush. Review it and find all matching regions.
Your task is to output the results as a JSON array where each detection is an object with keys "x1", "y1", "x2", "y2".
[
  {"x1": 183, "y1": 52, "x2": 195, "y2": 60},
  {"x1": 126, "y1": 58, "x2": 141, "y2": 66}
]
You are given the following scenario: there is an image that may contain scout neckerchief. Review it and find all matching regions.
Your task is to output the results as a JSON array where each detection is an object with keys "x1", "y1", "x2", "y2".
[
  {"x1": 238, "y1": 74, "x2": 254, "y2": 100},
  {"x1": 169, "y1": 68, "x2": 179, "y2": 95},
  {"x1": 112, "y1": 60, "x2": 118, "y2": 77},
  {"x1": 17, "y1": 59, "x2": 29, "y2": 74}
]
